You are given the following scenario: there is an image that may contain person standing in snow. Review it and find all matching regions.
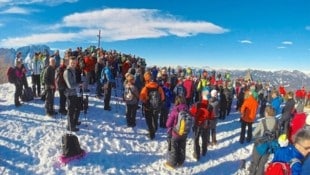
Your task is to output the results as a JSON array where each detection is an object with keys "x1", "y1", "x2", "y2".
[
  {"x1": 63, "y1": 56, "x2": 81, "y2": 132},
  {"x1": 29, "y1": 52, "x2": 43, "y2": 97},
  {"x1": 43, "y1": 57, "x2": 57, "y2": 117},
  {"x1": 139, "y1": 71, "x2": 165, "y2": 140},
  {"x1": 164, "y1": 95, "x2": 188, "y2": 169},
  {"x1": 239, "y1": 90, "x2": 259, "y2": 144},
  {"x1": 13, "y1": 59, "x2": 24, "y2": 107},
  {"x1": 189, "y1": 89, "x2": 214, "y2": 161}
]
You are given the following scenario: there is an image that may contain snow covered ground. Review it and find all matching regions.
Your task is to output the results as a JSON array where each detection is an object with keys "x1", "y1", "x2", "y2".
[{"x1": 0, "y1": 77, "x2": 297, "y2": 175}]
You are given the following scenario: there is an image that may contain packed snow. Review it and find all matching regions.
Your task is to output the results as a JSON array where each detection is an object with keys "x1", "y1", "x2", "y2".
[{"x1": 0, "y1": 77, "x2": 294, "y2": 175}]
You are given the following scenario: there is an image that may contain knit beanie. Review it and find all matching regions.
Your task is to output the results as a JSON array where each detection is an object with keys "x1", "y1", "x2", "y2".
[
  {"x1": 211, "y1": 89, "x2": 217, "y2": 97},
  {"x1": 278, "y1": 134, "x2": 289, "y2": 147}
]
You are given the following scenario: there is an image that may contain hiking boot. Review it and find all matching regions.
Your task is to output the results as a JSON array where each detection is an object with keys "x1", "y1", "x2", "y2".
[
  {"x1": 164, "y1": 162, "x2": 175, "y2": 170},
  {"x1": 15, "y1": 102, "x2": 22, "y2": 107},
  {"x1": 104, "y1": 106, "x2": 111, "y2": 111}
]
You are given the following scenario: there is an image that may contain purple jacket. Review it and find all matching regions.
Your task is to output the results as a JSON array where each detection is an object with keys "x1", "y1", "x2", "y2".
[{"x1": 166, "y1": 103, "x2": 188, "y2": 138}]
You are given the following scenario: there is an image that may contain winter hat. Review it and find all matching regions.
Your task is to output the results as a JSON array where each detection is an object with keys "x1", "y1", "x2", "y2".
[
  {"x1": 201, "y1": 89, "x2": 209, "y2": 100},
  {"x1": 211, "y1": 89, "x2": 217, "y2": 97},
  {"x1": 278, "y1": 134, "x2": 289, "y2": 147},
  {"x1": 306, "y1": 114, "x2": 310, "y2": 126}
]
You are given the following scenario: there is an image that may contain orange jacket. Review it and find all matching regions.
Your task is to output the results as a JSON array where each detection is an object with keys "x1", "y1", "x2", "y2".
[
  {"x1": 139, "y1": 81, "x2": 165, "y2": 108},
  {"x1": 240, "y1": 95, "x2": 258, "y2": 123}
]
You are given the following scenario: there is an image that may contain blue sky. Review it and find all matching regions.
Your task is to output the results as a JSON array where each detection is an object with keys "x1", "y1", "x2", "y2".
[{"x1": 0, "y1": 0, "x2": 310, "y2": 73}]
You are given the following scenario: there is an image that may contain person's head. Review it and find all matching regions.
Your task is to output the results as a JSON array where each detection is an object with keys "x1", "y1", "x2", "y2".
[
  {"x1": 264, "y1": 106, "x2": 275, "y2": 117},
  {"x1": 271, "y1": 90, "x2": 279, "y2": 98},
  {"x1": 16, "y1": 59, "x2": 22, "y2": 68},
  {"x1": 144, "y1": 71, "x2": 152, "y2": 83},
  {"x1": 126, "y1": 74, "x2": 135, "y2": 84},
  {"x1": 293, "y1": 129, "x2": 310, "y2": 156},
  {"x1": 49, "y1": 57, "x2": 56, "y2": 67},
  {"x1": 69, "y1": 56, "x2": 77, "y2": 69},
  {"x1": 174, "y1": 95, "x2": 186, "y2": 106}
]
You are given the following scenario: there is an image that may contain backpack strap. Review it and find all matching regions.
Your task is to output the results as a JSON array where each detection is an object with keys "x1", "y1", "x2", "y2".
[{"x1": 262, "y1": 119, "x2": 267, "y2": 131}]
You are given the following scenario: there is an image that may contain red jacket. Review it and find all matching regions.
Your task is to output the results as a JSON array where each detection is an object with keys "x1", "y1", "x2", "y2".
[
  {"x1": 289, "y1": 112, "x2": 307, "y2": 143},
  {"x1": 189, "y1": 100, "x2": 214, "y2": 127}
]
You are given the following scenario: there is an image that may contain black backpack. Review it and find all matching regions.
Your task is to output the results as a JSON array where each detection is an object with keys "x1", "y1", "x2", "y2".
[
  {"x1": 21, "y1": 87, "x2": 34, "y2": 102},
  {"x1": 62, "y1": 134, "x2": 83, "y2": 158},
  {"x1": 147, "y1": 87, "x2": 161, "y2": 110}
]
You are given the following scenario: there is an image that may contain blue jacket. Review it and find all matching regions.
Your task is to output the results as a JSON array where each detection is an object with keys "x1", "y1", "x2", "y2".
[
  {"x1": 301, "y1": 155, "x2": 310, "y2": 175},
  {"x1": 100, "y1": 66, "x2": 115, "y2": 84},
  {"x1": 271, "y1": 96, "x2": 283, "y2": 115},
  {"x1": 272, "y1": 144, "x2": 304, "y2": 175}
]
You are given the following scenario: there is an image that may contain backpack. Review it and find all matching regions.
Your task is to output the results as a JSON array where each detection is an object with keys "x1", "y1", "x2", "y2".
[
  {"x1": 55, "y1": 66, "x2": 67, "y2": 90},
  {"x1": 62, "y1": 133, "x2": 83, "y2": 158},
  {"x1": 7, "y1": 67, "x2": 16, "y2": 84},
  {"x1": 21, "y1": 87, "x2": 34, "y2": 102},
  {"x1": 124, "y1": 86, "x2": 134, "y2": 102},
  {"x1": 265, "y1": 158, "x2": 301, "y2": 175},
  {"x1": 147, "y1": 87, "x2": 161, "y2": 110},
  {"x1": 255, "y1": 119, "x2": 279, "y2": 156},
  {"x1": 173, "y1": 109, "x2": 193, "y2": 136},
  {"x1": 194, "y1": 102, "x2": 212, "y2": 126}
]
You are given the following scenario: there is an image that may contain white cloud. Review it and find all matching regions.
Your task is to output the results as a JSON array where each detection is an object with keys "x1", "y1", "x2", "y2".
[
  {"x1": 239, "y1": 40, "x2": 252, "y2": 44},
  {"x1": 0, "y1": 7, "x2": 31, "y2": 14},
  {"x1": 0, "y1": 33, "x2": 77, "y2": 47},
  {"x1": 306, "y1": 26, "x2": 310, "y2": 30},
  {"x1": 0, "y1": 0, "x2": 77, "y2": 7},
  {"x1": 281, "y1": 41, "x2": 293, "y2": 45},
  {"x1": 277, "y1": 46, "x2": 286, "y2": 49},
  {"x1": 62, "y1": 8, "x2": 229, "y2": 40},
  {"x1": 0, "y1": 23, "x2": 4, "y2": 27},
  {"x1": 0, "y1": 8, "x2": 229, "y2": 47}
]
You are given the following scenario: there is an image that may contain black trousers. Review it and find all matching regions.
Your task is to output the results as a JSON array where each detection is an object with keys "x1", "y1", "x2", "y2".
[
  {"x1": 45, "y1": 88, "x2": 55, "y2": 115},
  {"x1": 144, "y1": 109, "x2": 159, "y2": 139},
  {"x1": 126, "y1": 103, "x2": 137, "y2": 126},
  {"x1": 67, "y1": 95, "x2": 80, "y2": 129},
  {"x1": 103, "y1": 83, "x2": 112, "y2": 109},
  {"x1": 31, "y1": 74, "x2": 41, "y2": 96},
  {"x1": 159, "y1": 106, "x2": 169, "y2": 128},
  {"x1": 193, "y1": 126, "x2": 207, "y2": 160},
  {"x1": 240, "y1": 120, "x2": 253, "y2": 142},
  {"x1": 14, "y1": 82, "x2": 23, "y2": 105},
  {"x1": 167, "y1": 136, "x2": 187, "y2": 167},
  {"x1": 58, "y1": 88, "x2": 67, "y2": 112}
]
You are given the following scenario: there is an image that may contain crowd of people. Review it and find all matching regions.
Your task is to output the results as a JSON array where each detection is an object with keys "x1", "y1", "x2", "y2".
[{"x1": 8, "y1": 45, "x2": 310, "y2": 174}]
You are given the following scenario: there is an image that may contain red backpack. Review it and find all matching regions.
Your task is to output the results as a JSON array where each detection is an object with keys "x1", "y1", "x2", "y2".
[{"x1": 265, "y1": 158, "x2": 301, "y2": 175}]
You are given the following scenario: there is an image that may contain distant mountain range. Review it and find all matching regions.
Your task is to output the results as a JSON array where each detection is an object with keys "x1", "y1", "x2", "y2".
[
  {"x1": 0, "y1": 45, "x2": 309, "y2": 90},
  {"x1": 0, "y1": 45, "x2": 53, "y2": 65}
]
